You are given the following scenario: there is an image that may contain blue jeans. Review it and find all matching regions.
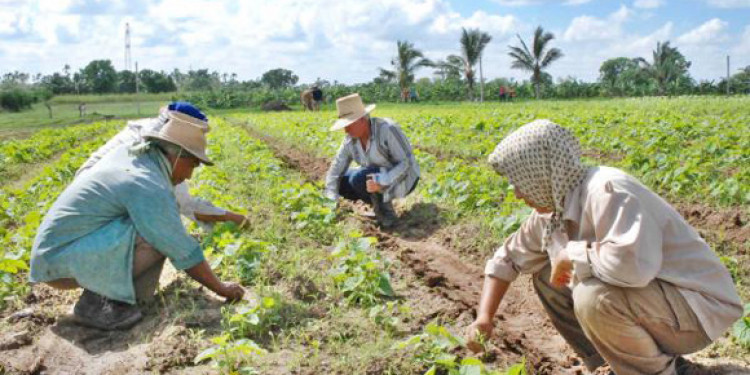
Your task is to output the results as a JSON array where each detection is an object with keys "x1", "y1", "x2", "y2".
[
  {"x1": 338, "y1": 167, "x2": 419, "y2": 204},
  {"x1": 338, "y1": 167, "x2": 380, "y2": 203}
]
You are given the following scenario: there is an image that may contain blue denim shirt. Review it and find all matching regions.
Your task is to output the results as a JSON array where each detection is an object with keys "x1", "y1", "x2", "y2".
[{"x1": 29, "y1": 143, "x2": 204, "y2": 304}]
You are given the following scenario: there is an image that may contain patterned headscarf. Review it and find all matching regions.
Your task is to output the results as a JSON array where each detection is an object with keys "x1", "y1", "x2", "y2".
[{"x1": 488, "y1": 119, "x2": 588, "y2": 253}]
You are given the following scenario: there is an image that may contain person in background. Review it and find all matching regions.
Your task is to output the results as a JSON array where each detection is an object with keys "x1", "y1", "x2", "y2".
[
  {"x1": 311, "y1": 85, "x2": 324, "y2": 111},
  {"x1": 466, "y1": 120, "x2": 742, "y2": 374},
  {"x1": 30, "y1": 105, "x2": 245, "y2": 331},
  {"x1": 77, "y1": 102, "x2": 247, "y2": 228},
  {"x1": 324, "y1": 93, "x2": 420, "y2": 228}
]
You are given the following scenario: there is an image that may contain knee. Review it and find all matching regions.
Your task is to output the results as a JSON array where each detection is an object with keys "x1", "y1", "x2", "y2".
[{"x1": 572, "y1": 278, "x2": 623, "y2": 327}]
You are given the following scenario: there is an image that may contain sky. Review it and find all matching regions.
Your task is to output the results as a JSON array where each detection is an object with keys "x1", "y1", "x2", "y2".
[{"x1": 1, "y1": 0, "x2": 749, "y2": 84}]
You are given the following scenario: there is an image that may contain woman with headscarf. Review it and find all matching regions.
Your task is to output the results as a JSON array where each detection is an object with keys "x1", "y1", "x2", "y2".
[{"x1": 466, "y1": 120, "x2": 742, "y2": 374}]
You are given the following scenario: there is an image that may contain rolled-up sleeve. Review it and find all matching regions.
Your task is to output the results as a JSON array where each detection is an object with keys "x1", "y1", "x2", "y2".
[
  {"x1": 485, "y1": 212, "x2": 550, "y2": 282},
  {"x1": 121, "y1": 178, "x2": 204, "y2": 270},
  {"x1": 324, "y1": 141, "x2": 353, "y2": 200},
  {"x1": 570, "y1": 180, "x2": 663, "y2": 288},
  {"x1": 174, "y1": 182, "x2": 226, "y2": 221},
  {"x1": 377, "y1": 126, "x2": 414, "y2": 187}
]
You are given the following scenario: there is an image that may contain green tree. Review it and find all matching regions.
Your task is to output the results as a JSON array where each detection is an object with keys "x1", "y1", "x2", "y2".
[
  {"x1": 378, "y1": 40, "x2": 432, "y2": 99},
  {"x1": 260, "y1": 68, "x2": 299, "y2": 90},
  {"x1": 433, "y1": 55, "x2": 464, "y2": 81},
  {"x1": 117, "y1": 70, "x2": 136, "y2": 93},
  {"x1": 81, "y1": 60, "x2": 118, "y2": 94},
  {"x1": 508, "y1": 26, "x2": 563, "y2": 99},
  {"x1": 599, "y1": 57, "x2": 646, "y2": 96},
  {"x1": 139, "y1": 69, "x2": 177, "y2": 93},
  {"x1": 447, "y1": 28, "x2": 492, "y2": 100},
  {"x1": 635, "y1": 41, "x2": 691, "y2": 96}
]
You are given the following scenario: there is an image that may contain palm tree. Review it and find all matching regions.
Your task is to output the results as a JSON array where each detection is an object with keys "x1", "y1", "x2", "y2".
[
  {"x1": 635, "y1": 41, "x2": 691, "y2": 96},
  {"x1": 508, "y1": 26, "x2": 563, "y2": 99},
  {"x1": 379, "y1": 40, "x2": 432, "y2": 101},
  {"x1": 448, "y1": 28, "x2": 492, "y2": 101}
]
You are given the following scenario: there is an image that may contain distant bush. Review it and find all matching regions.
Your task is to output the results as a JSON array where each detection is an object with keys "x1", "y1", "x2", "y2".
[{"x1": 0, "y1": 88, "x2": 37, "y2": 112}]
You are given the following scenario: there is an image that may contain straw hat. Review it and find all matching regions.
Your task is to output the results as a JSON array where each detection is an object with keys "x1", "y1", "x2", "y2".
[
  {"x1": 143, "y1": 111, "x2": 213, "y2": 165},
  {"x1": 329, "y1": 93, "x2": 376, "y2": 131}
]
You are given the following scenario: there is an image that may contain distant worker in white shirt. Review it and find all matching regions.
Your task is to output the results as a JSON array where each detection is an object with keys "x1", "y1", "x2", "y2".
[
  {"x1": 77, "y1": 102, "x2": 247, "y2": 227},
  {"x1": 466, "y1": 120, "x2": 742, "y2": 375}
]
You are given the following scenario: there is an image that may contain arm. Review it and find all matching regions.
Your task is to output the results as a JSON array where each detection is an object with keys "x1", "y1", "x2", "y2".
[
  {"x1": 467, "y1": 276, "x2": 512, "y2": 352},
  {"x1": 567, "y1": 180, "x2": 663, "y2": 288},
  {"x1": 467, "y1": 212, "x2": 548, "y2": 352},
  {"x1": 194, "y1": 211, "x2": 246, "y2": 225},
  {"x1": 324, "y1": 141, "x2": 353, "y2": 200},
  {"x1": 376, "y1": 124, "x2": 415, "y2": 187},
  {"x1": 186, "y1": 260, "x2": 244, "y2": 301}
]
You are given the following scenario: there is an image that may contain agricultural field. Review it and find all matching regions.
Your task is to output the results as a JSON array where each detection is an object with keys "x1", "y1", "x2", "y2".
[{"x1": 0, "y1": 97, "x2": 749, "y2": 374}]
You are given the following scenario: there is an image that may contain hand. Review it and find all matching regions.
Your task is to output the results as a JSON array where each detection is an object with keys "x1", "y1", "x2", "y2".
[
  {"x1": 218, "y1": 282, "x2": 245, "y2": 302},
  {"x1": 550, "y1": 248, "x2": 573, "y2": 288},
  {"x1": 366, "y1": 179, "x2": 382, "y2": 193},
  {"x1": 466, "y1": 316, "x2": 494, "y2": 353}
]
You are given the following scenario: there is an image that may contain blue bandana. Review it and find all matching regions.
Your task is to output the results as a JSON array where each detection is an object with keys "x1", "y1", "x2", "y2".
[{"x1": 168, "y1": 101, "x2": 207, "y2": 122}]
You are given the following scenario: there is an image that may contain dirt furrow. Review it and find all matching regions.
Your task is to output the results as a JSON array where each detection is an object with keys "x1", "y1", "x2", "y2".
[{"x1": 238, "y1": 120, "x2": 577, "y2": 371}]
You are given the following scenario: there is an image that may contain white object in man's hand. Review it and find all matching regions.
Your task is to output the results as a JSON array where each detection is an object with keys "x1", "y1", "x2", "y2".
[{"x1": 365, "y1": 174, "x2": 382, "y2": 193}]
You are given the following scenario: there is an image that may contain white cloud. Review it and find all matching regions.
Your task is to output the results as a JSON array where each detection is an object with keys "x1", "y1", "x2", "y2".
[
  {"x1": 563, "y1": 5, "x2": 630, "y2": 41},
  {"x1": 493, "y1": 0, "x2": 593, "y2": 6},
  {"x1": 733, "y1": 26, "x2": 750, "y2": 55},
  {"x1": 703, "y1": 0, "x2": 750, "y2": 7},
  {"x1": 677, "y1": 18, "x2": 729, "y2": 45},
  {"x1": 633, "y1": 0, "x2": 663, "y2": 9}
]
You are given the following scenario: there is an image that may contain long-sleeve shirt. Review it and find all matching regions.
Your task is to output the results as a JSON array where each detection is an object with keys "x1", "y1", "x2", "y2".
[
  {"x1": 485, "y1": 166, "x2": 743, "y2": 341},
  {"x1": 325, "y1": 117, "x2": 420, "y2": 202},
  {"x1": 77, "y1": 118, "x2": 226, "y2": 221},
  {"x1": 30, "y1": 144, "x2": 205, "y2": 304}
]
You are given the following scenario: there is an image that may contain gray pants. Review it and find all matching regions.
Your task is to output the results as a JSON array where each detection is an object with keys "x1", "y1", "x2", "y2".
[
  {"x1": 533, "y1": 265, "x2": 712, "y2": 375},
  {"x1": 47, "y1": 235, "x2": 166, "y2": 304}
]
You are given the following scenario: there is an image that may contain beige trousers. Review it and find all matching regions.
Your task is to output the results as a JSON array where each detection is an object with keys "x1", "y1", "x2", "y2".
[
  {"x1": 533, "y1": 265, "x2": 712, "y2": 375},
  {"x1": 47, "y1": 235, "x2": 166, "y2": 304}
]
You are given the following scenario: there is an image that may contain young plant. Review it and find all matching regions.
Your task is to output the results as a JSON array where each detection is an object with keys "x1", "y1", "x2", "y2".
[{"x1": 330, "y1": 233, "x2": 395, "y2": 307}]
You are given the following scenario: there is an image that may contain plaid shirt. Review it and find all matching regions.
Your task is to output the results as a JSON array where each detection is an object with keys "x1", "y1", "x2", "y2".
[{"x1": 325, "y1": 117, "x2": 420, "y2": 202}]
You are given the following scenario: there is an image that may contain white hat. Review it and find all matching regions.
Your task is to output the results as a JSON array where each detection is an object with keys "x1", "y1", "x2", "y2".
[
  {"x1": 329, "y1": 93, "x2": 376, "y2": 131},
  {"x1": 143, "y1": 111, "x2": 213, "y2": 165}
]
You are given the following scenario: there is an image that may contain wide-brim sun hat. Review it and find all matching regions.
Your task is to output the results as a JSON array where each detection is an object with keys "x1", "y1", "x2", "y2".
[
  {"x1": 329, "y1": 93, "x2": 376, "y2": 131},
  {"x1": 143, "y1": 111, "x2": 214, "y2": 165}
]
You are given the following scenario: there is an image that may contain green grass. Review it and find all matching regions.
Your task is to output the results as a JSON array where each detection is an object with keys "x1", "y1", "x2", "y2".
[
  {"x1": 47, "y1": 92, "x2": 174, "y2": 104},
  {"x1": 0, "y1": 100, "x2": 166, "y2": 136}
]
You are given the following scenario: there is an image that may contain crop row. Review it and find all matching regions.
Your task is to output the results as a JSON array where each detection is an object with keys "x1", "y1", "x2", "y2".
[
  {"x1": 188, "y1": 119, "x2": 525, "y2": 374},
  {"x1": 0, "y1": 121, "x2": 121, "y2": 182},
  {"x1": 0, "y1": 123, "x2": 121, "y2": 308},
  {"x1": 231, "y1": 97, "x2": 749, "y2": 207}
]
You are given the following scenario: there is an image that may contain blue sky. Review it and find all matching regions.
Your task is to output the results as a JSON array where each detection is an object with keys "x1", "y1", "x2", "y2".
[{"x1": 1, "y1": 0, "x2": 749, "y2": 84}]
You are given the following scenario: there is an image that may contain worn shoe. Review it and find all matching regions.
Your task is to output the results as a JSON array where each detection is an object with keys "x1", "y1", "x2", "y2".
[
  {"x1": 371, "y1": 194, "x2": 398, "y2": 229},
  {"x1": 73, "y1": 289, "x2": 143, "y2": 330}
]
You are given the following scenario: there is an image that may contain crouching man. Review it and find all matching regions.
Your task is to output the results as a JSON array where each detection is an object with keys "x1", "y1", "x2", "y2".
[
  {"x1": 466, "y1": 120, "x2": 742, "y2": 374},
  {"x1": 324, "y1": 93, "x2": 420, "y2": 228},
  {"x1": 29, "y1": 110, "x2": 244, "y2": 330}
]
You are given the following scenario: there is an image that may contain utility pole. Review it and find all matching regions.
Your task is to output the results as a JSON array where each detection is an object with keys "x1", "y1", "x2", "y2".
[
  {"x1": 124, "y1": 23, "x2": 132, "y2": 71},
  {"x1": 479, "y1": 53, "x2": 485, "y2": 103},
  {"x1": 726, "y1": 55, "x2": 730, "y2": 96},
  {"x1": 135, "y1": 62, "x2": 140, "y2": 116}
]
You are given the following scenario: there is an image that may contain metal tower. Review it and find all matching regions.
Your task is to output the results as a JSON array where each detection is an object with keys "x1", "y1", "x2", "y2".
[{"x1": 124, "y1": 23, "x2": 132, "y2": 71}]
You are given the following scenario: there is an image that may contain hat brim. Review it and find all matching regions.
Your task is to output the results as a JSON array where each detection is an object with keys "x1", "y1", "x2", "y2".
[
  {"x1": 143, "y1": 132, "x2": 214, "y2": 166},
  {"x1": 329, "y1": 104, "x2": 376, "y2": 131}
]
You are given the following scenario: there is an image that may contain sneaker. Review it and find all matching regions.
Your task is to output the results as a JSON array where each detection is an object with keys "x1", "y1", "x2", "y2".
[
  {"x1": 371, "y1": 194, "x2": 398, "y2": 229},
  {"x1": 73, "y1": 289, "x2": 143, "y2": 330}
]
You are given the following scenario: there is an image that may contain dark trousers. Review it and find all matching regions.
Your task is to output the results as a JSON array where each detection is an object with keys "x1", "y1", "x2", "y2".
[
  {"x1": 338, "y1": 167, "x2": 419, "y2": 205},
  {"x1": 339, "y1": 167, "x2": 381, "y2": 203}
]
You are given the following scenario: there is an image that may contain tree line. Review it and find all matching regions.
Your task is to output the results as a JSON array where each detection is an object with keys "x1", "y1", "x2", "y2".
[{"x1": 1, "y1": 25, "x2": 749, "y2": 112}]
